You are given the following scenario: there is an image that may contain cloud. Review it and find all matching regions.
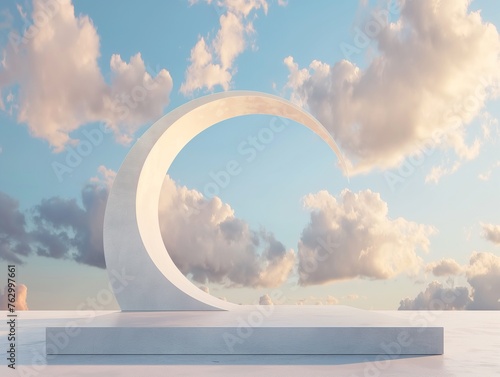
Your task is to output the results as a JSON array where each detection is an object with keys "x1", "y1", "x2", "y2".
[
  {"x1": 259, "y1": 293, "x2": 273, "y2": 305},
  {"x1": 199, "y1": 285, "x2": 210, "y2": 294},
  {"x1": 1, "y1": 165, "x2": 295, "y2": 288},
  {"x1": 343, "y1": 294, "x2": 365, "y2": 301},
  {"x1": 425, "y1": 258, "x2": 463, "y2": 276},
  {"x1": 90, "y1": 165, "x2": 117, "y2": 189},
  {"x1": 467, "y1": 252, "x2": 500, "y2": 310},
  {"x1": 284, "y1": 0, "x2": 500, "y2": 174},
  {"x1": 0, "y1": 0, "x2": 172, "y2": 151},
  {"x1": 0, "y1": 284, "x2": 29, "y2": 311},
  {"x1": 0, "y1": 191, "x2": 32, "y2": 264},
  {"x1": 181, "y1": 0, "x2": 268, "y2": 94},
  {"x1": 296, "y1": 295, "x2": 339, "y2": 305},
  {"x1": 400, "y1": 252, "x2": 500, "y2": 310},
  {"x1": 398, "y1": 281, "x2": 471, "y2": 310},
  {"x1": 481, "y1": 223, "x2": 500, "y2": 245},
  {"x1": 0, "y1": 167, "x2": 111, "y2": 268},
  {"x1": 32, "y1": 175, "x2": 109, "y2": 268},
  {"x1": 298, "y1": 189, "x2": 435, "y2": 285},
  {"x1": 159, "y1": 174, "x2": 295, "y2": 287},
  {"x1": 478, "y1": 161, "x2": 500, "y2": 181},
  {"x1": 425, "y1": 161, "x2": 461, "y2": 184}
]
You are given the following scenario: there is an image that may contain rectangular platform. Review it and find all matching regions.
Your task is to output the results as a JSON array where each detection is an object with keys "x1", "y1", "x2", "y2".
[{"x1": 46, "y1": 306, "x2": 443, "y2": 355}]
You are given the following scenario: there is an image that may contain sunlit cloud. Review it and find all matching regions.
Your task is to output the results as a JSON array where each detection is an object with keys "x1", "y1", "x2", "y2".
[
  {"x1": 285, "y1": 0, "x2": 500, "y2": 175},
  {"x1": 181, "y1": 0, "x2": 270, "y2": 94},
  {"x1": 0, "y1": 0, "x2": 173, "y2": 151},
  {"x1": 298, "y1": 189, "x2": 435, "y2": 285}
]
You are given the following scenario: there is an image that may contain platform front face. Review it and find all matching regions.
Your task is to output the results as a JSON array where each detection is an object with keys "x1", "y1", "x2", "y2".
[{"x1": 46, "y1": 326, "x2": 443, "y2": 355}]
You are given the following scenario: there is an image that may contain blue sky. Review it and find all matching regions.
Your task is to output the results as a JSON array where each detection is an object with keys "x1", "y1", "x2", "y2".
[{"x1": 1, "y1": 0, "x2": 500, "y2": 311}]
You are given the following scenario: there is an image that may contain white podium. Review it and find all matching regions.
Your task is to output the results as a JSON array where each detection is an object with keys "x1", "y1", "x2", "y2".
[{"x1": 46, "y1": 306, "x2": 443, "y2": 355}]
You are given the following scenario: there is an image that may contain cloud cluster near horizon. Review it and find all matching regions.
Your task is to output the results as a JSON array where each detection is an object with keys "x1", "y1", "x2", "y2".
[
  {"x1": 400, "y1": 252, "x2": 500, "y2": 310},
  {"x1": 0, "y1": 0, "x2": 172, "y2": 151},
  {"x1": 285, "y1": 0, "x2": 500, "y2": 177},
  {"x1": 0, "y1": 284, "x2": 29, "y2": 311},
  {"x1": 1, "y1": 164, "x2": 500, "y2": 309}
]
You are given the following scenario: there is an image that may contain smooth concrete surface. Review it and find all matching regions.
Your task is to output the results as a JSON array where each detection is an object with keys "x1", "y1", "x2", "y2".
[
  {"x1": 45, "y1": 306, "x2": 443, "y2": 355},
  {"x1": 46, "y1": 327, "x2": 442, "y2": 355},
  {"x1": 2, "y1": 310, "x2": 498, "y2": 376},
  {"x1": 103, "y1": 91, "x2": 347, "y2": 311}
]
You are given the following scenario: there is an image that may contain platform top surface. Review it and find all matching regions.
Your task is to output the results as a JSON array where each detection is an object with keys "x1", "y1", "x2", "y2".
[
  {"x1": 2, "y1": 309, "x2": 499, "y2": 376},
  {"x1": 44, "y1": 305, "x2": 443, "y2": 328}
]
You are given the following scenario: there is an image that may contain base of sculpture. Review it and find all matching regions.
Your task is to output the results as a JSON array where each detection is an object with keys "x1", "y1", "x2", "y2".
[{"x1": 46, "y1": 306, "x2": 443, "y2": 355}]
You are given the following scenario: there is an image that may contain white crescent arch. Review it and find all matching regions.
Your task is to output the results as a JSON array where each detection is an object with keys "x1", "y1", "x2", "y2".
[{"x1": 103, "y1": 91, "x2": 346, "y2": 311}]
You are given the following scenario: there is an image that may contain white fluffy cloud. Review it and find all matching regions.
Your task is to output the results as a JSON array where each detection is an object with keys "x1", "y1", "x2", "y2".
[
  {"x1": 425, "y1": 258, "x2": 463, "y2": 277},
  {"x1": 0, "y1": 284, "x2": 29, "y2": 311},
  {"x1": 285, "y1": 0, "x2": 500, "y2": 174},
  {"x1": 0, "y1": 0, "x2": 172, "y2": 151},
  {"x1": 467, "y1": 252, "x2": 500, "y2": 310},
  {"x1": 401, "y1": 252, "x2": 500, "y2": 310},
  {"x1": 159, "y1": 174, "x2": 295, "y2": 287},
  {"x1": 398, "y1": 281, "x2": 471, "y2": 310},
  {"x1": 298, "y1": 189, "x2": 435, "y2": 285},
  {"x1": 481, "y1": 223, "x2": 500, "y2": 245},
  {"x1": 181, "y1": 0, "x2": 268, "y2": 94}
]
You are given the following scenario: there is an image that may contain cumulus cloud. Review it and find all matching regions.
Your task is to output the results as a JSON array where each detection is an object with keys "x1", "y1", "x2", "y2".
[
  {"x1": 481, "y1": 223, "x2": 500, "y2": 245},
  {"x1": 1, "y1": 165, "x2": 295, "y2": 288},
  {"x1": 259, "y1": 293, "x2": 273, "y2": 305},
  {"x1": 425, "y1": 258, "x2": 463, "y2": 276},
  {"x1": 284, "y1": 0, "x2": 500, "y2": 174},
  {"x1": 0, "y1": 191, "x2": 32, "y2": 264},
  {"x1": 400, "y1": 252, "x2": 500, "y2": 310},
  {"x1": 467, "y1": 252, "x2": 500, "y2": 310},
  {"x1": 32, "y1": 172, "x2": 110, "y2": 268},
  {"x1": 181, "y1": 0, "x2": 268, "y2": 94},
  {"x1": 0, "y1": 284, "x2": 29, "y2": 311},
  {"x1": 0, "y1": 167, "x2": 110, "y2": 268},
  {"x1": 0, "y1": 0, "x2": 172, "y2": 151},
  {"x1": 398, "y1": 281, "x2": 471, "y2": 310},
  {"x1": 298, "y1": 189, "x2": 435, "y2": 285},
  {"x1": 159, "y1": 174, "x2": 295, "y2": 287}
]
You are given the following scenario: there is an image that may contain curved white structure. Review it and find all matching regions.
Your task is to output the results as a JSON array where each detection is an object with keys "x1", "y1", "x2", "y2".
[{"x1": 103, "y1": 91, "x2": 346, "y2": 311}]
